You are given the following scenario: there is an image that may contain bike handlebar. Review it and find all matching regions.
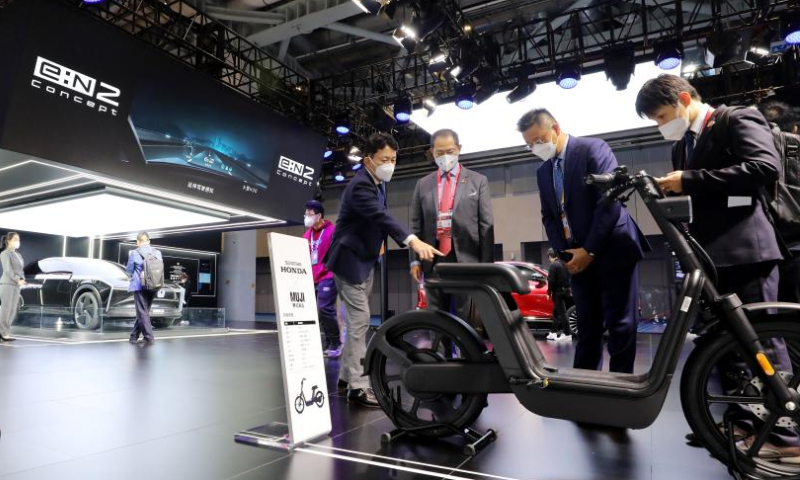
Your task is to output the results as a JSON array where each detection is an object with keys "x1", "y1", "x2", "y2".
[{"x1": 585, "y1": 173, "x2": 616, "y2": 185}]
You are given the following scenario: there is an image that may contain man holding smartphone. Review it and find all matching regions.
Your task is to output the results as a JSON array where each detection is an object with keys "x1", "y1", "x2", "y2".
[{"x1": 517, "y1": 109, "x2": 648, "y2": 374}]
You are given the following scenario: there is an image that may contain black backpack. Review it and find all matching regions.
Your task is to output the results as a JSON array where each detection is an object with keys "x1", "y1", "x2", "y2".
[
  {"x1": 713, "y1": 107, "x2": 800, "y2": 246},
  {"x1": 137, "y1": 248, "x2": 165, "y2": 291}
]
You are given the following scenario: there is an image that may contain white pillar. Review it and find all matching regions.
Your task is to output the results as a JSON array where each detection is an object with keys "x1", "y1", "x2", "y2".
[{"x1": 218, "y1": 230, "x2": 256, "y2": 323}]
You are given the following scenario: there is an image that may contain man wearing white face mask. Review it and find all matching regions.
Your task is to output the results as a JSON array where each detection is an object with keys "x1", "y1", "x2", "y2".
[
  {"x1": 517, "y1": 109, "x2": 648, "y2": 374},
  {"x1": 636, "y1": 75, "x2": 799, "y2": 456},
  {"x1": 302, "y1": 200, "x2": 340, "y2": 358},
  {"x1": 409, "y1": 129, "x2": 494, "y2": 329},
  {"x1": 326, "y1": 133, "x2": 442, "y2": 408}
]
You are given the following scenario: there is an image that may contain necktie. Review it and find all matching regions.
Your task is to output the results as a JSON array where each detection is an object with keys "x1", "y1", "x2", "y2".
[
  {"x1": 437, "y1": 172, "x2": 453, "y2": 256},
  {"x1": 553, "y1": 158, "x2": 565, "y2": 212},
  {"x1": 684, "y1": 130, "x2": 695, "y2": 168},
  {"x1": 378, "y1": 183, "x2": 386, "y2": 207}
]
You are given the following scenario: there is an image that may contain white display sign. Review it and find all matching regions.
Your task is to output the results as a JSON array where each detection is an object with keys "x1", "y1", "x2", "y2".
[{"x1": 268, "y1": 232, "x2": 332, "y2": 447}]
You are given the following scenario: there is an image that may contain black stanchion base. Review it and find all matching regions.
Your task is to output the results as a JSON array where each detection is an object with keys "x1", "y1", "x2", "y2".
[{"x1": 381, "y1": 426, "x2": 497, "y2": 457}]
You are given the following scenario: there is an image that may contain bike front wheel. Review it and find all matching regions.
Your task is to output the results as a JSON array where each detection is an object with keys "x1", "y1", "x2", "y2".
[
  {"x1": 368, "y1": 310, "x2": 489, "y2": 438},
  {"x1": 294, "y1": 396, "x2": 305, "y2": 414},
  {"x1": 681, "y1": 318, "x2": 800, "y2": 477}
]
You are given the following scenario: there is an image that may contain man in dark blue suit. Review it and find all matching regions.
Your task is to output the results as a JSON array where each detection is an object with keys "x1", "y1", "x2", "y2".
[
  {"x1": 636, "y1": 74, "x2": 798, "y2": 458},
  {"x1": 326, "y1": 133, "x2": 441, "y2": 408},
  {"x1": 517, "y1": 109, "x2": 648, "y2": 374}
]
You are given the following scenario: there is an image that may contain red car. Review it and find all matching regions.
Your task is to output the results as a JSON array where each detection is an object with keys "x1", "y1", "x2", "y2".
[{"x1": 417, "y1": 262, "x2": 577, "y2": 335}]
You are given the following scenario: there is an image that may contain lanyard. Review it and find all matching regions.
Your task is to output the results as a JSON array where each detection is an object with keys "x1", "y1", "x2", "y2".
[
  {"x1": 437, "y1": 164, "x2": 461, "y2": 210},
  {"x1": 310, "y1": 227, "x2": 325, "y2": 251}
]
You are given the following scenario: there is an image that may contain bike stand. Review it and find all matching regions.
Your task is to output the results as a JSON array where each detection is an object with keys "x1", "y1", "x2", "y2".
[
  {"x1": 381, "y1": 424, "x2": 497, "y2": 456},
  {"x1": 381, "y1": 386, "x2": 497, "y2": 457}
]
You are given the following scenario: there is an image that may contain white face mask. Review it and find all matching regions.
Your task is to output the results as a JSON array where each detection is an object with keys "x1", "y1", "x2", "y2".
[
  {"x1": 530, "y1": 132, "x2": 558, "y2": 161},
  {"x1": 658, "y1": 106, "x2": 691, "y2": 141},
  {"x1": 435, "y1": 154, "x2": 459, "y2": 172},
  {"x1": 303, "y1": 215, "x2": 318, "y2": 228},
  {"x1": 10, "y1": 241, "x2": 19, "y2": 250},
  {"x1": 368, "y1": 157, "x2": 395, "y2": 182}
]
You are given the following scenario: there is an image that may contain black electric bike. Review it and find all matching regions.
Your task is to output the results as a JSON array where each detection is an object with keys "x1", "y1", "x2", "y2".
[
  {"x1": 294, "y1": 378, "x2": 325, "y2": 414},
  {"x1": 365, "y1": 167, "x2": 800, "y2": 479}
]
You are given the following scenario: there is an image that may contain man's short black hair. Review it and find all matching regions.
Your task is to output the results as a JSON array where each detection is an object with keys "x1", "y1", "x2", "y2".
[
  {"x1": 758, "y1": 100, "x2": 800, "y2": 133},
  {"x1": 517, "y1": 108, "x2": 558, "y2": 133},
  {"x1": 431, "y1": 129, "x2": 460, "y2": 146},
  {"x1": 635, "y1": 74, "x2": 701, "y2": 118},
  {"x1": 547, "y1": 248, "x2": 557, "y2": 259},
  {"x1": 305, "y1": 200, "x2": 324, "y2": 217},
  {"x1": 365, "y1": 132, "x2": 399, "y2": 158}
]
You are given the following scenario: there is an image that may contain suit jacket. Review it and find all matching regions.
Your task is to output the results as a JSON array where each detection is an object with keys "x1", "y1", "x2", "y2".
[
  {"x1": 0, "y1": 249, "x2": 24, "y2": 287},
  {"x1": 126, "y1": 245, "x2": 162, "y2": 292},
  {"x1": 537, "y1": 136, "x2": 648, "y2": 268},
  {"x1": 672, "y1": 106, "x2": 782, "y2": 267},
  {"x1": 325, "y1": 168, "x2": 412, "y2": 285},
  {"x1": 409, "y1": 166, "x2": 494, "y2": 273}
]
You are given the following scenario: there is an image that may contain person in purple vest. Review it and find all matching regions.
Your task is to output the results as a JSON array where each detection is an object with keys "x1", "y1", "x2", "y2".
[{"x1": 302, "y1": 200, "x2": 341, "y2": 359}]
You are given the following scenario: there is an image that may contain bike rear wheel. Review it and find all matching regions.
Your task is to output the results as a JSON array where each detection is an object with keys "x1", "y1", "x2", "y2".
[
  {"x1": 681, "y1": 318, "x2": 800, "y2": 477},
  {"x1": 369, "y1": 311, "x2": 489, "y2": 438}
]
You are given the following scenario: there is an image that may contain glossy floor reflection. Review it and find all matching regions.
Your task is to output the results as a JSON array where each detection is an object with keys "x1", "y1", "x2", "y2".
[{"x1": 0, "y1": 331, "x2": 731, "y2": 480}]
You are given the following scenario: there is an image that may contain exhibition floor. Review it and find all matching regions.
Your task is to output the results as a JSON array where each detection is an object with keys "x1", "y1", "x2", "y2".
[{"x1": 0, "y1": 332, "x2": 731, "y2": 480}]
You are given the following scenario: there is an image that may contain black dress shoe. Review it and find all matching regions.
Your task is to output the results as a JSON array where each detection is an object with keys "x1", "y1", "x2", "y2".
[
  {"x1": 337, "y1": 379, "x2": 348, "y2": 389},
  {"x1": 347, "y1": 388, "x2": 381, "y2": 408},
  {"x1": 129, "y1": 338, "x2": 139, "y2": 344},
  {"x1": 0, "y1": 336, "x2": 16, "y2": 342}
]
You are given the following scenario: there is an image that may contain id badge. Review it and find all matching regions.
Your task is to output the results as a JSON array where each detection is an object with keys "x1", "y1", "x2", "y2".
[
  {"x1": 560, "y1": 212, "x2": 572, "y2": 241},
  {"x1": 310, "y1": 250, "x2": 319, "y2": 266},
  {"x1": 437, "y1": 212, "x2": 453, "y2": 238}
]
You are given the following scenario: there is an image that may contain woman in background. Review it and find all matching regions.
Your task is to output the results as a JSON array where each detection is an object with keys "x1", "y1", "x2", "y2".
[{"x1": 0, "y1": 232, "x2": 25, "y2": 341}]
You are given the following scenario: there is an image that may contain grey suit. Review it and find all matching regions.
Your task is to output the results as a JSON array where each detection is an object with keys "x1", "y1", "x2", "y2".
[
  {"x1": 410, "y1": 166, "x2": 494, "y2": 323},
  {"x1": 0, "y1": 249, "x2": 25, "y2": 337}
]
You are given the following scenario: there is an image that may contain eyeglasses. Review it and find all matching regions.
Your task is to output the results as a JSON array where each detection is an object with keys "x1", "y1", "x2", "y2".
[{"x1": 524, "y1": 139, "x2": 550, "y2": 151}]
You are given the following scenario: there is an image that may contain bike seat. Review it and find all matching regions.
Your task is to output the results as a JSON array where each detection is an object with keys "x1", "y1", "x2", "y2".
[{"x1": 433, "y1": 263, "x2": 531, "y2": 295}]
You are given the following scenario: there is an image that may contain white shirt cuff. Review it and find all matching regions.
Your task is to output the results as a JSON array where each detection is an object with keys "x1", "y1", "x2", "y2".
[
  {"x1": 410, "y1": 260, "x2": 421, "y2": 268},
  {"x1": 403, "y1": 234, "x2": 418, "y2": 246}
]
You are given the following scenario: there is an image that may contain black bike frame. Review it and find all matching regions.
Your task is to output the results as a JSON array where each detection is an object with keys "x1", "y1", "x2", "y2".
[{"x1": 366, "y1": 173, "x2": 800, "y2": 429}]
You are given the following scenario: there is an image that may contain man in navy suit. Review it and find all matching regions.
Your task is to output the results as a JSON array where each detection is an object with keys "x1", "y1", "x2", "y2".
[
  {"x1": 517, "y1": 109, "x2": 648, "y2": 374},
  {"x1": 326, "y1": 133, "x2": 441, "y2": 408},
  {"x1": 636, "y1": 74, "x2": 798, "y2": 457}
]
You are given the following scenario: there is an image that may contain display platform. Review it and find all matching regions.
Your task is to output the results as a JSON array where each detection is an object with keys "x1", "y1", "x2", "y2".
[{"x1": 0, "y1": 331, "x2": 731, "y2": 480}]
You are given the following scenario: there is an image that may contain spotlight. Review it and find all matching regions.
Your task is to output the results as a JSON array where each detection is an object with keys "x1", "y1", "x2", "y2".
[
  {"x1": 455, "y1": 82, "x2": 475, "y2": 110},
  {"x1": 423, "y1": 97, "x2": 437, "y2": 116},
  {"x1": 604, "y1": 42, "x2": 635, "y2": 90},
  {"x1": 654, "y1": 39, "x2": 683, "y2": 70},
  {"x1": 782, "y1": 11, "x2": 800, "y2": 45},
  {"x1": 348, "y1": 146, "x2": 363, "y2": 163},
  {"x1": 351, "y1": 0, "x2": 381, "y2": 15},
  {"x1": 393, "y1": 94, "x2": 413, "y2": 124},
  {"x1": 83, "y1": 0, "x2": 107, "y2": 3},
  {"x1": 378, "y1": 0, "x2": 398, "y2": 20},
  {"x1": 352, "y1": 163, "x2": 363, "y2": 171},
  {"x1": 368, "y1": 102, "x2": 395, "y2": 132},
  {"x1": 505, "y1": 64, "x2": 536, "y2": 103},
  {"x1": 449, "y1": 39, "x2": 482, "y2": 82},
  {"x1": 474, "y1": 69, "x2": 499, "y2": 105},
  {"x1": 428, "y1": 43, "x2": 450, "y2": 73},
  {"x1": 334, "y1": 111, "x2": 351, "y2": 136},
  {"x1": 393, "y1": 25, "x2": 418, "y2": 52},
  {"x1": 556, "y1": 63, "x2": 581, "y2": 89},
  {"x1": 334, "y1": 172, "x2": 345, "y2": 182},
  {"x1": 323, "y1": 140, "x2": 336, "y2": 159},
  {"x1": 394, "y1": 2, "x2": 446, "y2": 52}
]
